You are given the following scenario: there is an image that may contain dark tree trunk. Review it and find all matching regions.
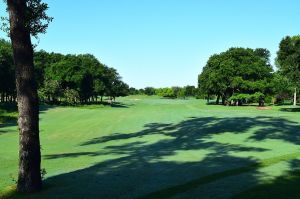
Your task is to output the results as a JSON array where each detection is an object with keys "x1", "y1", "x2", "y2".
[
  {"x1": 222, "y1": 96, "x2": 226, "y2": 105},
  {"x1": 216, "y1": 94, "x2": 220, "y2": 105},
  {"x1": 207, "y1": 94, "x2": 210, "y2": 104},
  {"x1": 7, "y1": 0, "x2": 42, "y2": 193}
]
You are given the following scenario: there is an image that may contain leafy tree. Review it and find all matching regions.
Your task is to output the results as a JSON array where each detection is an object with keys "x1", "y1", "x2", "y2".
[
  {"x1": 63, "y1": 88, "x2": 79, "y2": 105},
  {"x1": 156, "y1": 88, "x2": 175, "y2": 98},
  {"x1": 111, "y1": 80, "x2": 129, "y2": 99},
  {"x1": 94, "y1": 79, "x2": 105, "y2": 101},
  {"x1": 138, "y1": 88, "x2": 145, "y2": 95},
  {"x1": 40, "y1": 79, "x2": 61, "y2": 103},
  {"x1": 144, "y1": 87, "x2": 156, "y2": 95},
  {"x1": 229, "y1": 92, "x2": 265, "y2": 106},
  {"x1": 128, "y1": 87, "x2": 139, "y2": 95},
  {"x1": 177, "y1": 88, "x2": 186, "y2": 99},
  {"x1": 199, "y1": 47, "x2": 273, "y2": 105},
  {"x1": 184, "y1": 85, "x2": 196, "y2": 97},
  {"x1": 276, "y1": 35, "x2": 300, "y2": 105},
  {"x1": 0, "y1": 39, "x2": 15, "y2": 102},
  {"x1": 270, "y1": 72, "x2": 294, "y2": 104}
]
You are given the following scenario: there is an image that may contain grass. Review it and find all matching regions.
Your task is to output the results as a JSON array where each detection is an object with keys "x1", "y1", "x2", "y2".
[{"x1": 1, "y1": 96, "x2": 300, "y2": 198}]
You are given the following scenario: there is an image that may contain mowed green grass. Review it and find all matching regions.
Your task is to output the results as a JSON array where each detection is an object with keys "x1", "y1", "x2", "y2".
[{"x1": 1, "y1": 96, "x2": 300, "y2": 199}]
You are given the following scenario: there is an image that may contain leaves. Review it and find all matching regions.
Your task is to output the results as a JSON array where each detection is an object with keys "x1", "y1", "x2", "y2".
[{"x1": 198, "y1": 47, "x2": 273, "y2": 102}]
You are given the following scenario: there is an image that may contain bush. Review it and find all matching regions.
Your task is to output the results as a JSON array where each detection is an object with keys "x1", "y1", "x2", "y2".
[
  {"x1": 228, "y1": 92, "x2": 265, "y2": 106},
  {"x1": 64, "y1": 88, "x2": 79, "y2": 105}
]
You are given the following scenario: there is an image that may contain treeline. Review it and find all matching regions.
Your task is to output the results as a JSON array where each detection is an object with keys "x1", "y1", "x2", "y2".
[
  {"x1": 0, "y1": 39, "x2": 129, "y2": 104},
  {"x1": 129, "y1": 86, "x2": 199, "y2": 99},
  {"x1": 198, "y1": 35, "x2": 300, "y2": 106}
]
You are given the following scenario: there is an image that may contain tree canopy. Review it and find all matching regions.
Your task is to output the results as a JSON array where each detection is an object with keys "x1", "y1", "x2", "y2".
[
  {"x1": 276, "y1": 35, "x2": 300, "y2": 86},
  {"x1": 198, "y1": 47, "x2": 273, "y2": 105},
  {"x1": 0, "y1": 40, "x2": 130, "y2": 104}
]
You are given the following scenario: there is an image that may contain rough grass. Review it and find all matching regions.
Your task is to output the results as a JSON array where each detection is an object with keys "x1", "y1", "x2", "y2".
[{"x1": 1, "y1": 96, "x2": 300, "y2": 199}]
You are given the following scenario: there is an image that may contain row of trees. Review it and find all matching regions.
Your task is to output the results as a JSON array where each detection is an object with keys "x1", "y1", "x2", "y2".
[
  {"x1": 0, "y1": 40, "x2": 130, "y2": 104},
  {"x1": 128, "y1": 86, "x2": 199, "y2": 99},
  {"x1": 0, "y1": 39, "x2": 15, "y2": 102},
  {"x1": 198, "y1": 39, "x2": 300, "y2": 105}
]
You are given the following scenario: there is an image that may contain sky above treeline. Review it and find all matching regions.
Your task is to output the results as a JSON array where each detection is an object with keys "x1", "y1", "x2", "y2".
[{"x1": 1, "y1": 0, "x2": 300, "y2": 88}]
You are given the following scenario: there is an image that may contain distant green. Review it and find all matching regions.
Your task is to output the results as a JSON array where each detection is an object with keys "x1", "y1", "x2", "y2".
[{"x1": 1, "y1": 96, "x2": 300, "y2": 199}]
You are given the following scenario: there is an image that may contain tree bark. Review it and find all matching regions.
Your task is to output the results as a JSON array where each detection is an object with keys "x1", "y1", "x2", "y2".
[
  {"x1": 7, "y1": 0, "x2": 42, "y2": 193},
  {"x1": 294, "y1": 88, "x2": 297, "y2": 106},
  {"x1": 216, "y1": 94, "x2": 220, "y2": 105},
  {"x1": 207, "y1": 94, "x2": 210, "y2": 104}
]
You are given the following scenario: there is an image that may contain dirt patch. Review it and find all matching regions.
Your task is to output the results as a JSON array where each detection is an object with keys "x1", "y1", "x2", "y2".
[{"x1": 256, "y1": 106, "x2": 272, "y2": 110}]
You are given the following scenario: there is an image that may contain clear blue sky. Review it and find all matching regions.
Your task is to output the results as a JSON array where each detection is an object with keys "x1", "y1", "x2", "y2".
[{"x1": 1, "y1": 0, "x2": 300, "y2": 88}]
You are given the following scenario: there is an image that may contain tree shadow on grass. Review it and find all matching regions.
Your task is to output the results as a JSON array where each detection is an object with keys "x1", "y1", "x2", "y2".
[
  {"x1": 110, "y1": 102, "x2": 131, "y2": 108},
  {"x1": 231, "y1": 159, "x2": 300, "y2": 199},
  {"x1": 8, "y1": 116, "x2": 300, "y2": 199},
  {"x1": 280, "y1": 107, "x2": 300, "y2": 112},
  {"x1": 0, "y1": 120, "x2": 17, "y2": 135},
  {"x1": 0, "y1": 103, "x2": 18, "y2": 136}
]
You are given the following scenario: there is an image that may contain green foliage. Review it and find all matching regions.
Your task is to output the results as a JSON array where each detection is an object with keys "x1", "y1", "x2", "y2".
[
  {"x1": 1, "y1": 0, "x2": 53, "y2": 39},
  {"x1": 0, "y1": 39, "x2": 14, "y2": 102},
  {"x1": 25, "y1": 0, "x2": 53, "y2": 38},
  {"x1": 177, "y1": 88, "x2": 186, "y2": 99},
  {"x1": 153, "y1": 86, "x2": 198, "y2": 99},
  {"x1": 276, "y1": 35, "x2": 300, "y2": 86},
  {"x1": 144, "y1": 87, "x2": 156, "y2": 96},
  {"x1": 229, "y1": 92, "x2": 265, "y2": 105},
  {"x1": 128, "y1": 87, "x2": 141, "y2": 95},
  {"x1": 270, "y1": 72, "x2": 295, "y2": 104},
  {"x1": 63, "y1": 88, "x2": 79, "y2": 105},
  {"x1": 0, "y1": 40, "x2": 130, "y2": 104},
  {"x1": 39, "y1": 79, "x2": 61, "y2": 102},
  {"x1": 36, "y1": 51, "x2": 130, "y2": 104},
  {"x1": 184, "y1": 85, "x2": 197, "y2": 97},
  {"x1": 156, "y1": 88, "x2": 175, "y2": 98},
  {"x1": 198, "y1": 47, "x2": 273, "y2": 104}
]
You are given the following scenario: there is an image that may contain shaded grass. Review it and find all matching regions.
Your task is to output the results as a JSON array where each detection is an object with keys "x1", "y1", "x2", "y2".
[{"x1": 140, "y1": 152, "x2": 300, "y2": 199}]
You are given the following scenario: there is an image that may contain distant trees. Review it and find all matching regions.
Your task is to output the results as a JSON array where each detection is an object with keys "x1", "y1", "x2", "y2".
[
  {"x1": 269, "y1": 72, "x2": 294, "y2": 104},
  {"x1": 156, "y1": 87, "x2": 175, "y2": 98},
  {"x1": 0, "y1": 39, "x2": 15, "y2": 102},
  {"x1": 185, "y1": 85, "x2": 197, "y2": 97},
  {"x1": 198, "y1": 47, "x2": 273, "y2": 105},
  {"x1": 144, "y1": 87, "x2": 156, "y2": 96},
  {"x1": 155, "y1": 86, "x2": 197, "y2": 99}
]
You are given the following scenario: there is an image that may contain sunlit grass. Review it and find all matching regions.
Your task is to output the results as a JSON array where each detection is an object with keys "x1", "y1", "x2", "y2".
[{"x1": 1, "y1": 96, "x2": 300, "y2": 198}]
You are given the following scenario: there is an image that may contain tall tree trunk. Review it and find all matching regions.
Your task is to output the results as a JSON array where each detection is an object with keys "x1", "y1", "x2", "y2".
[
  {"x1": 216, "y1": 94, "x2": 220, "y2": 105},
  {"x1": 294, "y1": 88, "x2": 297, "y2": 106},
  {"x1": 222, "y1": 95, "x2": 226, "y2": 105},
  {"x1": 7, "y1": 0, "x2": 42, "y2": 193},
  {"x1": 207, "y1": 94, "x2": 210, "y2": 104}
]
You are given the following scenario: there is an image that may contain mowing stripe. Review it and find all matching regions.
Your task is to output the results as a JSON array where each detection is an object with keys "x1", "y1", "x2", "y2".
[{"x1": 139, "y1": 151, "x2": 300, "y2": 199}]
